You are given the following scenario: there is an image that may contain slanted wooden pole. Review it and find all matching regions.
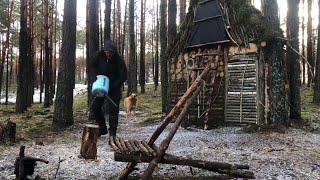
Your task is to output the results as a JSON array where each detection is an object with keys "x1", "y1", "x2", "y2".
[
  {"x1": 141, "y1": 85, "x2": 203, "y2": 179},
  {"x1": 119, "y1": 65, "x2": 212, "y2": 179},
  {"x1": 80, "y1": 124, "x2": 99, "y2": 159}
]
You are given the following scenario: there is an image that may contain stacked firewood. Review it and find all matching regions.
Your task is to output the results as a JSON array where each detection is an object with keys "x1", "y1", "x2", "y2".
[{"x1": 109, "y1": 137, "x2": 156, "y2": 156}]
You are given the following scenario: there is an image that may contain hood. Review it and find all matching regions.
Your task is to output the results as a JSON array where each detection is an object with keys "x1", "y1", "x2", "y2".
[{"x1": 104, "y1": 40, "x2": 117, "y2": 53}]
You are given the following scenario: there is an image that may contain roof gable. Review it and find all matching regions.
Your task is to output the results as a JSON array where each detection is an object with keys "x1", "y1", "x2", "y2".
[{"x1": 187, "y1": 0, "x2": 230, "y2": 48}]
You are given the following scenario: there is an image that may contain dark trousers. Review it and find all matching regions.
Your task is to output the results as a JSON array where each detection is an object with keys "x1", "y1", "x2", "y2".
[{"x1": 90, "y1": 95, "x2": 120, "y2": 136}]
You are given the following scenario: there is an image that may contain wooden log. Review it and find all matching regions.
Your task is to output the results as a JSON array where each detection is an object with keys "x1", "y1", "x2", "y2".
[
  {"x1": 114, "y1": 137, "x2": 125, "y2": 153},
  {"x1": 119, "y1": 137, "x2": 129, "y2": 154},
  {"x1": 129, "y1": 140, "x2": 140, "y2": 153},
  {"x1": 119, "y1": 66, "x2": 213, "y2": 179},
  {"x1": 109, "y1": 137, "x2": 120, "y2": 152},
  {"x1": 114, "y1": 153, "x2": 254, "y2": 179},
  {"x1": 136, "y1": 141, "x2": 151, "y2": 156},
  {"x1": 80, "y1": 124, "x2": 99, "y2": 159},
  {"x1": 141, "y1": 141, "x2": 157, "y2": 157},
  {"x1": 124, "y1": 141, "x2": 134, "y2": 154},
  {"x1": 141, "y1": 86, "x2": 203, "y2": 179},
  {"x1": 17, "y1": 146, "x2": 25, "y2": 180}
]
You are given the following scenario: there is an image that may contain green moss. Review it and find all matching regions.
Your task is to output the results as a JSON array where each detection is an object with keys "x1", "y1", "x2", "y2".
[
  {"x1": 301, "y1": 88, "x2": 320, "y2": 122},
  {"x1": 73, "y1": 93, "x2": 88, "y2": 111},
  {"x1": 224, "y1": 0, "x2": 267, "y2": 43}
]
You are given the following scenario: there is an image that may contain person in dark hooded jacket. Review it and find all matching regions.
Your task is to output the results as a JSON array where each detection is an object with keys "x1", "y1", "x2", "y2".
[{"x1": 90, "y1": 40, "x2": 127, "y2": 137}]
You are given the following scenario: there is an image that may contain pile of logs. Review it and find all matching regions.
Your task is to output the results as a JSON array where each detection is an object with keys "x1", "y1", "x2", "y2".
[
  {"x1": 0, "y1": 120, "x2": 16, "y2": 143},
  {"x1": 109, "y1": 137, "x2": 156, "y2": 156}
]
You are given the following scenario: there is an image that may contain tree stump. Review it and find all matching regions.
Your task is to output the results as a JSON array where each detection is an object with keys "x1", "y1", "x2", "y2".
[
  {"x1": 80, "y1": 124, "x2": 99, "y2": 159},
  {"x1": 0, "y1": 123, "x2": 4, "y2": 140},
  {"x1": 0, "y1": 121, "x2": 16, "y2": 143},
  {"x1": 5, "y1": 121, "x2": 16, "y2": 143}
]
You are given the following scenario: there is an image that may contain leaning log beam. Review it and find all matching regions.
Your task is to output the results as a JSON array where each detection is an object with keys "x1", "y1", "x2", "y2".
[
  {"x1": 119, "y1": 65, "x2": 213, "y2": 179},
  {"x1": 141, "y1": 86, "x2": 203, "y2": 179}
]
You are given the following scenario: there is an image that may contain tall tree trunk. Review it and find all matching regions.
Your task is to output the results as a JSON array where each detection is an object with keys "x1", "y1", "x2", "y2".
[
  {"x1": 117, "y1": 0, "x2": 121, "y2": 51},
  {"x1": 0, "y1": 0, "x2": 14, "y2": 103},
  {"x1": 44, "y1": 0, "x2": 51, "y2": 107},
  {"x1": 16, "y1": 0, "x2": 29, "y2": 113},
  {"x1": 307, "y1": 0, "x2": 313, "y2": 86},
  {"x1": 154, "y1": 0, "x2": 159, "y2": 92},
  {"x1": 314, "y1": 0, "x2": 320, "y2": 104},
  {"x1": 104, "y1": 0, "x2": 112, "y2": 42},
  {"x1": 27, "y1": 0, "x2": 35, "y2": 106},
  {"x1": 121, "y1": 0, "x2": 128, "y2": 57},
  {"x1": 262, "y1": 0, "x2": 289, "y2": 126},
  {"x1": 99, "y1": 1, "x2": 103, "y2": 49},
  {"x1": 179, "y1": 0, "x2": 186, "y2": 25},
  {"x1": 139, "y1": 0, "x2": 146, "y2": 93},
  {"x1": 87, "y1": 0, "x2": 100, "y2": 106},
  {"x1": 286, "y1": 0, "x2": 301, "y2": 121},
  {"x1": 49, "y1": 1, "x2": 54, "y2": 104},
  {"x1": 127, "y1": 0, "x2": 137, "y2": 95},
  {"x1": 53, "y1": 0, "x2": 58, "y2": 95},
  {"x1": 53, "y1": 0, "x2": 77, "y2": 128},
  {"x1": 302, "y1": 0, "x2": 306, "y2": 85},
  {"x1": 160, "y1": 0, "x2": 167, "y2": 113},
  {"x1": 113, "y1": 0, "x2": 116, "y2": 41},
  {"x1": 167, "y1": 0, "x2": 177, "y2": 112}
]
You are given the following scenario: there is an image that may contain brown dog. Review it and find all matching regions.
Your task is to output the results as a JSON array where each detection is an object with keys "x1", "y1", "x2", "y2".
[{"x1": 124, "y1": 93, "x2": 138, "y2": 119}]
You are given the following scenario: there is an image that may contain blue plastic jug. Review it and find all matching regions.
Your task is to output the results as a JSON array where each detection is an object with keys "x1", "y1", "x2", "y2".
[{"x1": 92, "y1": 75, "x2": 110, "y2": 97}]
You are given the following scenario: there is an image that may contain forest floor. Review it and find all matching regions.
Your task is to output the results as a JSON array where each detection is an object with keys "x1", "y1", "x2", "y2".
[{"x1": 0, "y1": 85, "x2": 320, "y2": 179}]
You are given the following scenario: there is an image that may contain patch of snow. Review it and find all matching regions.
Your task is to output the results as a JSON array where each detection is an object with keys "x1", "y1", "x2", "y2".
[
  {"x1": 1, "y1": 117, "x2": 320, "y2": 179},
  {"x1": 0, "y1": 84, "x2": 87, "y2": 104}
]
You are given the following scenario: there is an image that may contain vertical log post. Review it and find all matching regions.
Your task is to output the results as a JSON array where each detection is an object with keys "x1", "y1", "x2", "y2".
[
  {"x1": 80, "y1": 124, "x2": 99, "y2": 159},
  {"x1": 18, "y1": 146, "x2": 25, "y2": 180}
]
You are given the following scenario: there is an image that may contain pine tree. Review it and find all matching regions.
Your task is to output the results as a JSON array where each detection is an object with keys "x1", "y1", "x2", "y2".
[
  {"x1": 179, "y1": 0, "x2": 186, "y2": 25},
  {"x1": 314, "y1": 0, "x2": 320, "y2": 104},
  {"x1": 104, "y1": 0, "x2": 111, "y2": 41},
  {"x1": 262, "y1": 0, "x2": 289, "y2": 126},
  {"x1": 286, "y1": 0, "x2": 301, "y2": 121},
  {"x1": 160, "y1": 0, "x2": 167, "y2": 113},
  {"x1": 139, "y1": 0, "x2": 146, "y2": 93},
  {"x1": 127, "y1": 0, "x2": 137, "y2": 94},
  {"x1": 87, "y1": 0, "x2": 100, "y2": 105},
  {"x1": 53, "y1": 0, "x2": 77, "y2": 128},
  {"x1": 154, "y1": 0, "x2": 159, "y2": 92},
  {"x1": 307, "y1": 0, "x2": 313, "y2": 86},
  {"x1": 16, "y1": 0, "x2": 29, "y2": 113}
]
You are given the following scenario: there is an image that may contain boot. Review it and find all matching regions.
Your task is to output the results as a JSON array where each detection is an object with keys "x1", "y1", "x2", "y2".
[
  {"x1": 97, "y1": 117, "x2": 108, "y2": 136},
  {"x1": 108, "y1": 115, "x2": 119, "y2": 138},
  {"x1": 99, "y1": 126, "x2": 108, "y2": 136}
]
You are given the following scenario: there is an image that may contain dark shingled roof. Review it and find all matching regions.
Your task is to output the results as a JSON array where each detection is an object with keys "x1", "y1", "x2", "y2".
[{"x1": 187, "y1": 0, "x2": 230, "y2": 47}]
